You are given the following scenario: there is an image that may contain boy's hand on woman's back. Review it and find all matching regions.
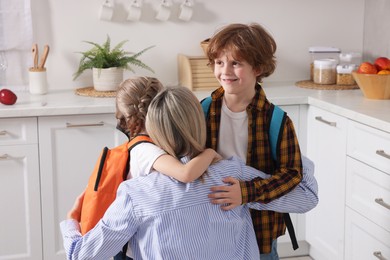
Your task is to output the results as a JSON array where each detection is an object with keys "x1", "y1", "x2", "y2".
[{"x1": 208, "y1": 177, "x2": 242, "y2": 210}]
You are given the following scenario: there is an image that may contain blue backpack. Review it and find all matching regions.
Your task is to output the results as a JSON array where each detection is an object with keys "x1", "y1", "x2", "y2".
[{"x1": 200, "y1": 96, "x2": 299, "y2": 250}]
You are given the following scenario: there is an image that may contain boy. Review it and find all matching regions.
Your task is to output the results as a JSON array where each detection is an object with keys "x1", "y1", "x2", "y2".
[{"x1": 205, "y1": 23, "x2": 303, "y2": 259}]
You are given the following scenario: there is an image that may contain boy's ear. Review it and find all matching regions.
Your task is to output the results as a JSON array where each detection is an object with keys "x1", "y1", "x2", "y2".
[{"x1": 254, "y1": 67, "x2": 262, "y2": 77}]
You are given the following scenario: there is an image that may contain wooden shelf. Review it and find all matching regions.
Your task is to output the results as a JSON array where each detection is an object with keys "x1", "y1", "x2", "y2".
[{"x1": 178, "y1": 54, "x2": 220, "y2": 91}]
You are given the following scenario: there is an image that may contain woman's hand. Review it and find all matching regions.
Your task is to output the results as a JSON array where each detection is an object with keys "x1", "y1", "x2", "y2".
[
  {"x1": 208, "y1": 176, "x2": 242, "y2": 210},
  {"x1": 67, "y1": 191, "x2": 85, "y2": 221}
]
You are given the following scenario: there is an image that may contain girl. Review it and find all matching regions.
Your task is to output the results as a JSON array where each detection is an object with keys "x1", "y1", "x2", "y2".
[{"x1": 114, "y1": 77, "x2": 221, "y2": 260}]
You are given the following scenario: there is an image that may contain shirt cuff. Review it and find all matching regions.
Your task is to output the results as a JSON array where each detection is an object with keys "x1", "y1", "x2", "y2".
[
  {"x1": 240, "y1": 180, "x2": 257, "y2": 204},
  {"x1": 60, "y1": 219, "x2": 81, "y2": 234}
]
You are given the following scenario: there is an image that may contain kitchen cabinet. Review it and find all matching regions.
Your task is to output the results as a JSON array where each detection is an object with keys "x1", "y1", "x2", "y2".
[
  {"x1": 0, "y1": 118, "x2": 42, "y2": 260},
  {"x1": 38, "y1": 114, "x2": 127, "y2": 260},
  {"x1": 345, "y1": 120, "x2": 390, "y2": 260},
  {"x1": 306, "y1": 106, "x2": 347, "y2": 260}
]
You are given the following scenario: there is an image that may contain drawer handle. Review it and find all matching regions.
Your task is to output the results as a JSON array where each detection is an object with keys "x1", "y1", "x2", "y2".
[
  {"x1": 0, "y1": 130, "x2": 7, "y2": 135},
  {"x1": 66, "y1": 122, "x2": 105, "y2": 128},
  {"x1": 375, "y1": 198, "x2": 390, "y2": 210},
  {"x1": 315, "y1": 116, "x2": 337, "y2": 127},
  {"x1": 373, "y1": 251, "x2": 387, "y2": 260},
  {"x1": 376, "y1": 150, "x2": 390, "y2": 160},
  {"x1": 0, "y1": 154, "x2": 9, "y2": 160}
]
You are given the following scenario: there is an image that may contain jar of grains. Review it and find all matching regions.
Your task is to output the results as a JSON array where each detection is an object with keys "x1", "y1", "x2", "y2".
[
  {"x1": 336, "y1": 64, "x2": 358, "y2": 85},
  {"x1": 313, "y1": 59, "x2": 337, "y2": 85}
]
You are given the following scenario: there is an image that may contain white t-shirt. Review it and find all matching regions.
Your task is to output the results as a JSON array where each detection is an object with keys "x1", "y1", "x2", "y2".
[
  {"x1": 217, "y1": 100, "x2": 248, "y2": 163},
  {"x1": 127, "y1": 142, "x2": 166, "y2": 179}
]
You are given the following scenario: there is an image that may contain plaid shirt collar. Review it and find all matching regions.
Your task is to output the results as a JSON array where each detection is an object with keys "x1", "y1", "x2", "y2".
[{"x1": 210, "y1": 83, "x2": 268, "y2": 112}]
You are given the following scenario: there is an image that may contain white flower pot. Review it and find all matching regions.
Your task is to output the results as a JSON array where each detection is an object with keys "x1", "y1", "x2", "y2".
[{"x1": 93, "y1": 67, "x2": 124, "y2": 91}]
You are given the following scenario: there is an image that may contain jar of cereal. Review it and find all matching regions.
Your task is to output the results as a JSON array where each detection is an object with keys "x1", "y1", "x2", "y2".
[
  {"x1": 313, "y1": 59, "x2": 337, "y2": 85},
  {"x1": 336, "y1": 64, "x2": 358, "y2": 85}
]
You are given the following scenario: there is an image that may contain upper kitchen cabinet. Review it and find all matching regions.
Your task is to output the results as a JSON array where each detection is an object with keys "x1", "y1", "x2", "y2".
[
  {"x1": 0, "y1": 118, "x2": 42, "y2": 260},
  {"x1": 305, "y1": 106, "x2": 348, "y2": 260},
  {"x1": 38, "y1": 114, "x2": 127, "y2": 260}
]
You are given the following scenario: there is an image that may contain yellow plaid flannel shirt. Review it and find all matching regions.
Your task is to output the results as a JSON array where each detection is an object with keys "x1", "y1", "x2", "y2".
[{"x1": 205, "y1": 84, "x2": 303, "y2": 254}]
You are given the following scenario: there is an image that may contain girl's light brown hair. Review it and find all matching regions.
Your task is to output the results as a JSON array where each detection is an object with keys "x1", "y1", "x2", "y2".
[
  {"x1": 145, "y1": 87, "x2": 206, "y2": 160},
  {"x1": 116, "y1": 77, "x2": 163, "y2": 139},
  {"x1": 206, "y1": 23, "x2": 277, "y2": 82}
]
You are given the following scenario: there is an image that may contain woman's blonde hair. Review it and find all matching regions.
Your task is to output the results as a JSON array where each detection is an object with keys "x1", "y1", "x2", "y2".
[
  {"x1": 145, "y1": 87, "x2": 206, "y2": 160},
  {"x1": 116, "y1": 77, "x2": 163, "y2": 138}
]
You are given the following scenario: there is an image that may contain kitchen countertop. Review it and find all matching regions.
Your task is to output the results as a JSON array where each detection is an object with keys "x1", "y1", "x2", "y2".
[{"x1": 1, "y1": 82, "x2": 390, "y2": 133}]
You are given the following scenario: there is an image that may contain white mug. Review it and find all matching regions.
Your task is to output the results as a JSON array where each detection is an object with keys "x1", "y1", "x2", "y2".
[
  {"x1": 178, "y1": 4, "x2": 193, "y2": 21},
  {"x1": 99, "y1": 2, "x2": 114, "y2": 21},
  {"x1": 127, "y1": 6, "x2": 142, "y2": 21},
  {"x1": 155, "y1": 5, "x2": 171, "y2": 21},
  {"x1": 29, "y1": 69, "x2": 48, "y2": 95}
]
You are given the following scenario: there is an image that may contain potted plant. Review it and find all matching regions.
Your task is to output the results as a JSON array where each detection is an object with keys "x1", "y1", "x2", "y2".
[{"x1": 73, "y1": 35, "x2": 154, "y2": 91}]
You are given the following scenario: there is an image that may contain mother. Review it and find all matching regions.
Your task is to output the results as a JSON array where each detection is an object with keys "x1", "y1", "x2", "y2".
[{"x1": 61, "y1": 86, "x2": 317, "y2": 260}]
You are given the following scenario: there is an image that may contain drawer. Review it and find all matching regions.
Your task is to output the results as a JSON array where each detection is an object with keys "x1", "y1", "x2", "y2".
[
  {"x1": 347, "y1": 120, "x2": 390, "y2": 174},
  {"x1": 345, "y1": 207, "x2": 390, "y2": 260},
  {"x1": 346, "y1": 157, "x2": 390, "y2": 233},
  {"x1": 0, "y1": 118, "x2": 38, "y2": 145}
]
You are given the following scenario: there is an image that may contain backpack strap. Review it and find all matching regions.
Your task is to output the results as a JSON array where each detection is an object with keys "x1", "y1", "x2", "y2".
[
  {"x1": 128, "y1": 134, "x2": 153, "y2": 151},
  {"x1": 201, "y1": 96, "x2": 212, "y2": 119},
  {"x1": 269, "y1": 104, "x2": 287, "y2": 162},
  {"x1": 270, "y1": 104, "x2": 299, "y2": 251}
]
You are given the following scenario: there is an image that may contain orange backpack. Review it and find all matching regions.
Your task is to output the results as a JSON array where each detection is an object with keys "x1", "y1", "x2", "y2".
[{"x1": 80, "y1": 134, "x2": 153, "y2": 235}]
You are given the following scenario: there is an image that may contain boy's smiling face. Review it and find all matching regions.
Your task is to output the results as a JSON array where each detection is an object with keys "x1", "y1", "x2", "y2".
[{"x1": 213, "y1": 51, "x2": 260, "y2": 97}]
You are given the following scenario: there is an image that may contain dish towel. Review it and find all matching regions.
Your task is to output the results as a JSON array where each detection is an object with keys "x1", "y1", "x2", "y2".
[{"x1": 0, "y1": 0, "x2": 33, "y2": 91}]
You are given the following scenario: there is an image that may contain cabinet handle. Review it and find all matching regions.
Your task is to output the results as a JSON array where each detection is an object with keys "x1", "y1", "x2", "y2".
[
  {"x1": 66, "y1": 121, "x2": 105, "y2": 128},
  {"x1": 375, "y1": 198, "x2": 390, "y2": 210},
  {"x1": 0, "y1": 154, "x2": 9, "y2": 160},
  {"x1": 0, "y1": 130, "x2": 7, "y2": 135},
  {"x1": 315, "y1": 116, "x2": 337, "y2": 127},
  {"x1": 376, "y1": 150, "x2": 390, "y2": 160},
  {"x1": 373, "y1": 251, "x2": 387, "y2": 260}
]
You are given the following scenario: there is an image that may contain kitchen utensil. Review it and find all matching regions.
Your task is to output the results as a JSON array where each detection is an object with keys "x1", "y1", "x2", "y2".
[
  {"x1": 39, "y1": 45, "x2": 50, "y2": 69},
  {"x1": 32, "y1": 44, "x2": 38, "y2": 69}
]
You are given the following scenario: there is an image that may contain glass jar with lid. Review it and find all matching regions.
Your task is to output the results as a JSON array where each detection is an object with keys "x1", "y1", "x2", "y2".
[
  {"x1": 336, "y1": 64, "x2": 357, "y2": 85},
  {"x1": 309, "y1": 46, "x2": 340, "y2": 81},
  {"x1": 313, "y1": 59, "x2": 337, "y2": 85}
]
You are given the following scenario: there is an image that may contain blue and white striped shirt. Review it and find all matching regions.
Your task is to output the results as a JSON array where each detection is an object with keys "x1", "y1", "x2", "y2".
[{"x1": 61, "y1": 156, "x2": 317, "y2": 260}]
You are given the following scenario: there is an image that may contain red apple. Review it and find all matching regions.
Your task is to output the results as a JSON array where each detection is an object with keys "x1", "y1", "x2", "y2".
[
  {"x1": 374, "y1": 57, "x2": 390, "y2": 71},
  {"x1": 357, "y1": 62, "x2": 378, "y2": 74},
  {"x1": 0, "y1": 89, "x2": 17, "y2": 105}
]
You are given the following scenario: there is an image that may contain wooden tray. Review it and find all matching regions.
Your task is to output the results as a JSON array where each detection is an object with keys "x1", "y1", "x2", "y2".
[
  {"x1": 75, "y1": 86, "x2": 116, "y2": 97},
  {"x1": 295, "y1": 80, "x2": 359, "y2": 90}
]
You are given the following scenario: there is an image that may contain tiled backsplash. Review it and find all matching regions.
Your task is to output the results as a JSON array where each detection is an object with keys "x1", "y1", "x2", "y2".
[{"x1": 363, "y1": 0, "x2": 390, "y2": 60}]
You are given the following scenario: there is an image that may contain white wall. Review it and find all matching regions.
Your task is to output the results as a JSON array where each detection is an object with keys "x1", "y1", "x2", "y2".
[{"x1": 31, "y1": 0, "x2": 365, "y2": 91}]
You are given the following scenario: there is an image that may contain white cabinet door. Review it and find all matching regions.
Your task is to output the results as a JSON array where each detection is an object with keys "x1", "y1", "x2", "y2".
[
  {"x1": 306, "y1": 106, "x2": 347, "y2": 260},
  {"x1": 38, "y1": 114, "x2": 127, "y2": 260},
  {"x1": 0, "y1": 118, "x2": 42, "y2": 260},
  {"x1": 0, "y1": 145, "x2": 41, "y2": 260},
  {"x1": 345, "y1": 207, "x2": 390, "y2": 260}
]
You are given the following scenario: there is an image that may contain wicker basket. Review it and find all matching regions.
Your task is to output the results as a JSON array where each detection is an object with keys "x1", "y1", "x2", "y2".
[{"x1": 200, "y1": 38, "x2": 209, "y2": 56}]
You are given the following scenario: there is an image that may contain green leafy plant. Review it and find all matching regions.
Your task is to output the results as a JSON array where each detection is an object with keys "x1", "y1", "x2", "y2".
[{"x1": 73, "y1": 35, "x2": 154, "y2": 80}]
